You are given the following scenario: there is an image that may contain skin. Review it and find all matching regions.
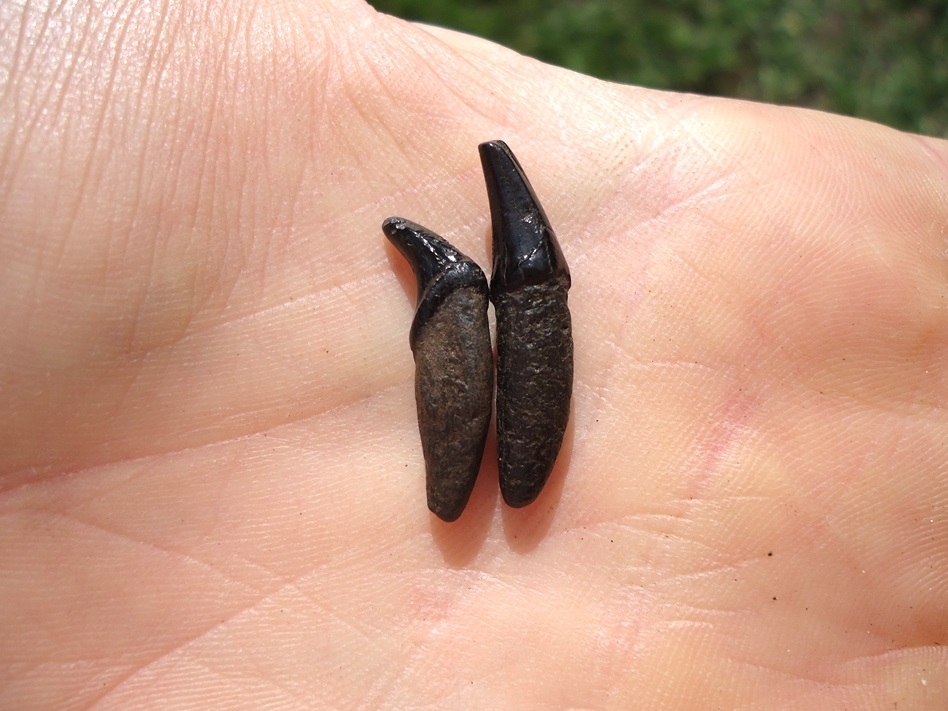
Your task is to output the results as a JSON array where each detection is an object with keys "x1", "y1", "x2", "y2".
[{"x1": 1, "y1": 1, "x2": 946, "y2": 708}]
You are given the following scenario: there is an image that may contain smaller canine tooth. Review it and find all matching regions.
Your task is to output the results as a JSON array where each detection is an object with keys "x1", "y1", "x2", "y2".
[{"x1": 382, "y1": 217, "x2": 494, "y2": 522}]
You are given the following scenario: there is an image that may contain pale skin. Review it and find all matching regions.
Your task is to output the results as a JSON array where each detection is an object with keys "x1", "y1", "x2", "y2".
[{"x1": 1, "y1": 0, "x2": 946, "y2": 708}]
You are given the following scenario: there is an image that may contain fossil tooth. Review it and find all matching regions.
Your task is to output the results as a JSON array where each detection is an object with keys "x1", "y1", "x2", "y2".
[
  {"x1": 382, "y1": 216, "x2": 494, "y2": 522},
  {"x1": 478, "y1": 140, "x2": 573, "y2": 508}
]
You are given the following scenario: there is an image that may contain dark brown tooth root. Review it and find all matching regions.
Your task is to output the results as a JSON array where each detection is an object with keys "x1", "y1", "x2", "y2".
[
  {"x1": 382, "y1": 217, "x2": 493, "y2": 522},
  {"x1": 478, "y1": 140, "x2": 573, "y2": 508}
]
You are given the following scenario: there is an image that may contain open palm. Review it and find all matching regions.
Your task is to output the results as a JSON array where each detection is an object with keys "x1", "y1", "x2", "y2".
[{"x1": 1, "y1": 1, "x2": 946, "y2": 708}]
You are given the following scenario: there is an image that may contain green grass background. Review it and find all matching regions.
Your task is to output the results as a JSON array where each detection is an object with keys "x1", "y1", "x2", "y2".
[{"x1": 371, "y1": 0, "x2": 947, "y2": 138}]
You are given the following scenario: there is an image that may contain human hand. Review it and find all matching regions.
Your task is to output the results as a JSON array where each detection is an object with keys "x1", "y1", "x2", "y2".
[{"x1": 1, "y1": 1, "x2": 946, "y2": 707}]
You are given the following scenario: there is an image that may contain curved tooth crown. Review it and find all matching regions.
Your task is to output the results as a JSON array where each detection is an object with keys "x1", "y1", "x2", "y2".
[
  {"x1": 383, "y1": 217, "x2": 489, "y2": 350},
  {"x1": 478, "y1": 141, "x2": 570, "y2": 294},
  {"x1": 382, "y1": 216, "x2": 493, "y2": 522},
  {"x1": 478, "y1": 140, "x2": 573, "y2": 508}
]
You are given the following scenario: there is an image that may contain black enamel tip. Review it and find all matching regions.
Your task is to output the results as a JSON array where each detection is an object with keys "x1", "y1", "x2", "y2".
[
  {"x1": 478, "y1": 141, "x2": 570, "y2": 294},
  {"x1": 382, "y1": 217, "x2": 488, "y2": 347}
]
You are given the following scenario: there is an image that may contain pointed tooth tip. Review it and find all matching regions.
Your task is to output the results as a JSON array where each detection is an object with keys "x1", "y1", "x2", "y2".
[
  {"x1": 478, "y1": 139, "x2": 510, "y2": 156},
  {"x1": 382, "y1": 216, "x2": 414, "y2": 238},
  {"x1": 382, "y1": 218, "x2": 467, "y2": 264},
  {"x1": 478, "y1": 140, "x2": 517, "y2": 177},
  {"x1": 477, "y1": 141, "x2": 535, "y2": 208},
  {"x1": 382, "y1": 218, "x2": 439, "y2": 257},
  {"x1": 381, "y1": 217, "x2": 403, "y2": 242}
]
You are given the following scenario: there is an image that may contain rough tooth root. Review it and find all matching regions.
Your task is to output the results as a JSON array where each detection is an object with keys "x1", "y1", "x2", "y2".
[
  {"x1": 478, "y1": 140, "x2": 573, "y2": 508},
  {"x1": 382, "y1": 217, "x2": 493, "y2": 522}
]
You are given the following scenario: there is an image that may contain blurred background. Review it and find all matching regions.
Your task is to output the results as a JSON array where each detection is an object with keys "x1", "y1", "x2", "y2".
[{"x1": 370, "y1": 0, "x2": 947, "y2": 138}]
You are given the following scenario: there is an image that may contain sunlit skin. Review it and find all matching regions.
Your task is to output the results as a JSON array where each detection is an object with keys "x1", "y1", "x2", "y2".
[{"x1": 1, "y1": 1, "x2": 946, "y2": 708}]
